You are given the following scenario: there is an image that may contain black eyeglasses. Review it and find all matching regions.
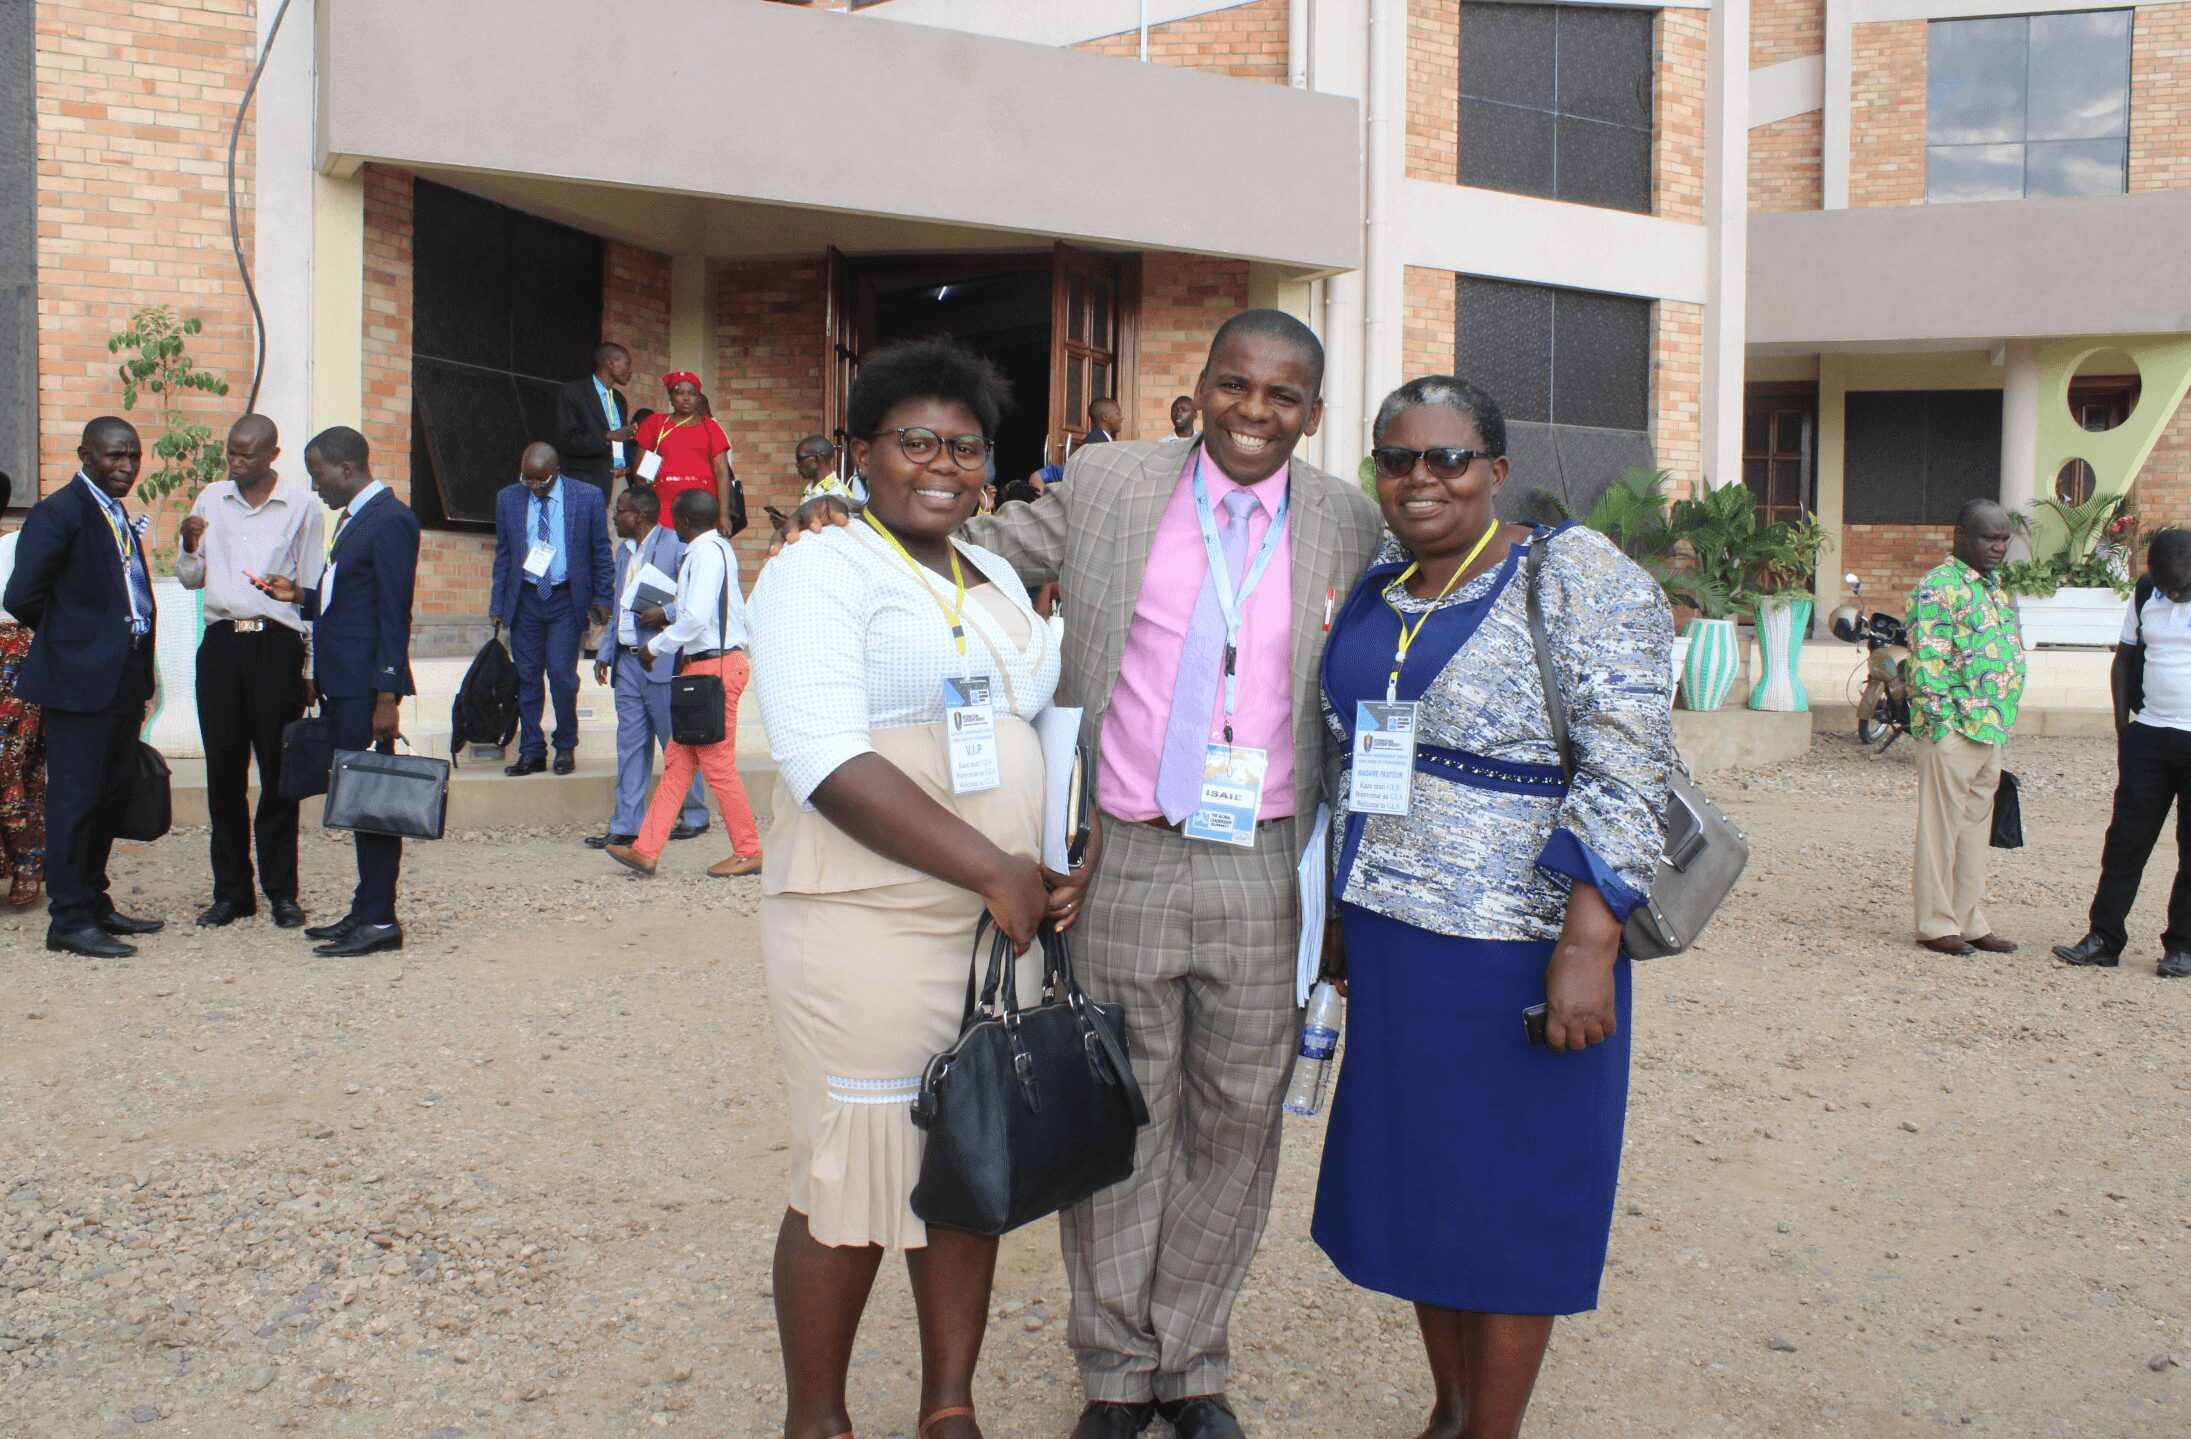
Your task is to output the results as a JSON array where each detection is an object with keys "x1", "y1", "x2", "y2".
[
  {"x1": 1370, "y1": 445, "x2": 1500, "y2": 481},
  {"x1": 873, "y1": 427, "x2": 993, "y2": 470}
]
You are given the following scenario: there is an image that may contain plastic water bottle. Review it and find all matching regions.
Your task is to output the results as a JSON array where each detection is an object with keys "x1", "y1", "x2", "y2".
[{"x1": 1283, "y1": 982, "x2": 1345, "y2": 1117}]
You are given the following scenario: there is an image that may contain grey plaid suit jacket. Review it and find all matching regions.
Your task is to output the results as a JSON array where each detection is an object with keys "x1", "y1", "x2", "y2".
[{"x1": 964, "y1": 439, "x2": 1384, "y2": 858}]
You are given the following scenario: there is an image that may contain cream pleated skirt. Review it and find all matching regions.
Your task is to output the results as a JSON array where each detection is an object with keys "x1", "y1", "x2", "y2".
[{"x1": 758, "y1": 716, "x2": 1045, "y2": 1250}]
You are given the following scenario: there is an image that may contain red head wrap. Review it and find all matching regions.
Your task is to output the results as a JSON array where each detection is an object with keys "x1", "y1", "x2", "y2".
[{"x1": 662, "y1": 371, "x2": 701, "y2": 391}]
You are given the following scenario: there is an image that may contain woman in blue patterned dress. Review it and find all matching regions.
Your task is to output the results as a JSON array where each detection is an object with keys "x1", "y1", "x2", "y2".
[{"x1": 1313, "y1": 377, "x2": 1673, "y2": 1439}]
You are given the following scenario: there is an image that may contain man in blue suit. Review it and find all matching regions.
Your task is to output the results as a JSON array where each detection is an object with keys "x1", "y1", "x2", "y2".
[
  {"x1": 489, "y1": 442, "x2": 613, "y2": 777},
  {"x1": 2, "y1": 417, "x2": 167, "y2": 958},
  {"x1": 583, "y1": 485, "x2": 708, "y2": 849},
  {"x1": 254, "y1": 427, "x2": 418, "y2": 958}
]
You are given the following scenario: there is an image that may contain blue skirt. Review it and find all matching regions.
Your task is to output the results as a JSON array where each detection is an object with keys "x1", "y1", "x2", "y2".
[{"x1": 1311, "y1": 904, "x2": 1632, "y2": 1315}]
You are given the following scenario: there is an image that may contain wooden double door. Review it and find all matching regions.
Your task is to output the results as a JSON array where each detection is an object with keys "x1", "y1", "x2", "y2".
[{"x1": 825, "y1": 242, "x2": 1139, "y2": 474}]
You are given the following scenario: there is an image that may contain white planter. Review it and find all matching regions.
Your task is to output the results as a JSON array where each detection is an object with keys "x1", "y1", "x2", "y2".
[{"x1": 2015, "y1": 587, "x2": 2123, "y2": 648}]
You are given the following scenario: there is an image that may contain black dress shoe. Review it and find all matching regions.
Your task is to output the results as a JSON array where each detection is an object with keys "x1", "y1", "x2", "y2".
[
  {"x1": 269, "y1": 898, "x2": 308, "y2": 929},
  {"x1": 1069, "y1": 1401, "x2": 1155, "y2": 1439},
  {"x1": 98, "y1": 908, "x2": 164, "y2": 936},
  {"x1": 1161, "y1": 1397, "x2": 1245, "y2": 1439},
  {"x1": 668, "y1": 821, "x2": 707, "y2": 842},
  {"x1": 47, "y1": 927, "x2": 136, "y2": 958},
  {"x1": 303, "y1": 914, "x2": 361, "y2": 942},
  {"x1": 195, "y1": 900, "x2": 255, "y2": 927},
  {"x1": 583, "y1": 832, "x2": 637, "y2": 850},
  {"x1": 1919, "y1": 935, "x2": 1975, "y2": 956},
  {"x1": 553, "y1": 749, "x2": 576, "y2": 775},
  {"x1": 505, "y1": 754, "x2": 547, "y2": 776},
  {"x1": 2052, "y1": 933, "x2": 2121, "y2": 967},
  {"x1": 315, "y1": 922, "x2": 402, "y2": 957},
  {"x1": 2159, "y1": 949, "x2": 2191, "y2": 979}
]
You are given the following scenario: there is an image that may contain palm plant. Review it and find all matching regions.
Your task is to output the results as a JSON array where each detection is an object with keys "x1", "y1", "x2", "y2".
[
  {"x1": 1582, "y1": 468, "x2": 1738, "y2": 618},
  {"x1": 1667, "y1": 480, "x2": 1759, "y2": 619}
]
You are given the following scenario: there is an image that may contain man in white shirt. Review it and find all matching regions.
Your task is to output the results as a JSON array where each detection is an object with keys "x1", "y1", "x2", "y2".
[
  {"x1": 2056, "y1": 528, "x2": 2191, "y2": 978},
  {"x1": 176, "y1": 414, "x2": 323, "y2": 929},
  {"x1": 604, "y1": 489, "x2": 763, "y2": 878}
]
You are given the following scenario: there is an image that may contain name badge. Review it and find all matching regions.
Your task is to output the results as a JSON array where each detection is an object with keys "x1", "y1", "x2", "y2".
[
  {"x1": 523, "y1": 540, "x2": 557, "y2": 579},
  {"x1": 944, "y1": 676, "x2": 1001, "y2": 795},
  {"x1": 1349, "y1": 701, "x2": 1419, "y2": 816},
  {"x1": 318, "y1": 560, "x2": 337, "y2": 613},
  {"x1": 635, "y1": 451, "x2": 664, "y2": 483},
  {"x1": 1182, "y1": 744, "x2": 1267, "y2": 847}
]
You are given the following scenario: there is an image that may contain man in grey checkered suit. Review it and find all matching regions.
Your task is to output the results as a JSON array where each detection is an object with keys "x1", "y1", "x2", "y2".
[{"x1": 967, "y1": 312, "x2": 1383, "y2": 1439}]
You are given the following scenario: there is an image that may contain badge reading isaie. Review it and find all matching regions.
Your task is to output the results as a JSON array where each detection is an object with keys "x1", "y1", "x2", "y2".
[
  {"x1": 1182, "y1": 744, "x2": 1267, "y2": 846},
  {"x1": 943, "y1": 675, "x2": 1001, "y2": 795},
  {"x1": 1349, "y1": 700, "x2": 1418, "y2": 815}
]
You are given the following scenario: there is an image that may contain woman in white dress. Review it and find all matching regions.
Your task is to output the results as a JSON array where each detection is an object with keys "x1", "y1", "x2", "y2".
[{"x1": 747, "y1": 338, "x2": 1092, "y2": 1439}]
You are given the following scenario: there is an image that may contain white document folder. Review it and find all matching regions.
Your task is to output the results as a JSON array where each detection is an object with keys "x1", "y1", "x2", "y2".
[
  {"x1": 1034, "y1": 707, "x2": 1085, "y2": 873},
  {"x1": 1294, "y1": 803, "x2": 1331, "y2": 1005}
]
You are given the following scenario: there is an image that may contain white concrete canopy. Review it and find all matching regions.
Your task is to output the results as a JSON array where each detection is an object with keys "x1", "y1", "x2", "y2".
[{"x1": 316, "y1": 0, "x2": 1362, "y2": 271}]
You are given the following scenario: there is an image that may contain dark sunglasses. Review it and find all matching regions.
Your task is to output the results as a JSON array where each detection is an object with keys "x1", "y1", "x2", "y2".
[
  {"x1": 1370, "y1": 445, "x2": 1500, "y2": 481},
  {"x1": 873, "y1": 427, "x2": 993, "y2": 470}
]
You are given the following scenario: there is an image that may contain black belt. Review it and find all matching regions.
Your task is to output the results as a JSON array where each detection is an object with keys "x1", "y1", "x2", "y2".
[
  {"x1": 1127, "y1": 813, "x2": 1291, "y2": 836},
  {"x1": 208, "y1": 618, "x2": 295, "y2": 636},
  {"x1": 683, "y1": 648, "x2": 730, "y2": 662}
]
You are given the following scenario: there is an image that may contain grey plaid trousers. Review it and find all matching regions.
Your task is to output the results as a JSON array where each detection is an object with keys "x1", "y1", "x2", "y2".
[{"x1": 1060, "y1": 811, "x2": 1303, "y2": 1403}]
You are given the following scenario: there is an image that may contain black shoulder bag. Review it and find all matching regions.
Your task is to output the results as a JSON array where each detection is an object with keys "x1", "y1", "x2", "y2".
[
  {"x1": 909, "y1": 919, "x2": 1149, "y2": 1236},
  {"x1": 1524, "y1": 537, "x2": 1749, "y2": 959},
  {"x1": 668, "y1": 535, "x2": 735, "y2": 747}
]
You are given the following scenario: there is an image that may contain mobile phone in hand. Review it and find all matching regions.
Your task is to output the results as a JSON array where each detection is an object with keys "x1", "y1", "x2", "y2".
[{"x1": 1522, "y1": 1003, "x2": 1549, "y2": 1046}]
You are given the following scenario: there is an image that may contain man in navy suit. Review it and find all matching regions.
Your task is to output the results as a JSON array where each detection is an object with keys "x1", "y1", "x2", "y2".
[
  {"x1": 489, "y1": 442, "x2": 614, "y2": 776},
  {"x1": 2, "y1": 417, "x2": 167, "y2": 957},
  {"x1": 255, "y1": 426, "x2": 418, "y2": 957}
]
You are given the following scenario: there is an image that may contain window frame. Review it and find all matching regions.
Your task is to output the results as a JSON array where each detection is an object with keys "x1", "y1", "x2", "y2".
[
  {"x1": 1455, "y1": 1, "x2": 1658, "y2": 216},
  {"x1": 1924, "y1": 9, "x2": 2133, "y2": 204}
]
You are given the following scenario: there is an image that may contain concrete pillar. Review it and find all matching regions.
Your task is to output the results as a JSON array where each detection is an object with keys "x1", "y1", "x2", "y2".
[
  {"x1": 1700, "y1": 0, "x2": 1750, "y2": 490},
  {"x1": 669, "y1": 255, "x2": 711, "y2": 379},
  {"x1": 1361, "y1": 0, "x2": 1407, "y2": 462},
  {"x1": 308, "y1": 171, "x2": 364, "y2": 434},
  {"x1": 252, "y1": 0, "x2": 316, "y2": 434},
  {"x1": 1814, "y1": 353, "x2": 1850, "y2": 612},
  {"x1": 1822, "y1": 0, "x2": 1853, "y2": 209},
  {"x1": 1999, "y1": 339, "x2": 2043, "y2": 536}
]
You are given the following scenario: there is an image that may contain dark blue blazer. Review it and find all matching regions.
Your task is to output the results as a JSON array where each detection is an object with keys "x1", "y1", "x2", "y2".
[
  {"x1": 489, "y1": 476, "x2": 614, "y2": 623},
  {"x1": 299, "y1": 488, "x2": 419, "y2": 700},
  {"x1": 1, "y1": 476, "x2": 156, "y2": 714}
]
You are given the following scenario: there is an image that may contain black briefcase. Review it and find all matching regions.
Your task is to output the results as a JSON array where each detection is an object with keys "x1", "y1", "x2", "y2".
[
  {"x1": 323, "y1": 747, "x2": 451, "y2": 841},
  {"x1": 279, "y1": 711, "x2": 335, "y2": 800},
  {"x1": 909, "y1": 920, "x2": 1149, "y2": 1237},
  {"x1": 116, "y1": 742, "x2": 171, "y2": 843},
  {"x1": 1991, "y1": 770, "x2": 2024, "y2": 850}
]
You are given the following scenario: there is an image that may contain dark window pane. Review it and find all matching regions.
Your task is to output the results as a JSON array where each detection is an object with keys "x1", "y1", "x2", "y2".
[
  {"x1": 1065, "y1": 357, "x2": 1084, "y2": 421},
  {"x1": 1458, "y1": 99, "x2": 1556, "y2": 198},
  {"x1": 1771, "y1": 458, "x2": 1806, "y2": 510},
  {"x1": 1555, "y1": 116, "x2": 1651, "y2": 213},
  {"x1": 2024, "y1": 137, "x2": 2126, "y2": 197},
  {"x1": 1553, "y1": 6, "x2": 1652, "y2": 129},
  {"x1": 1928, "y1": 16, "x2": 2026, "y2": 146},
  {"x1": 1068, "y1": 275, "x2": 1087, "y2": 344},
  {"x1": 1744, "y1": 405, "x2": 1770, "y2": 455},
  {"x1": 508, "y1": 215, "x2": 603, "y2": 383},
  {"x1": 1458, "y1": 2, "x2": 1555, "y2": 110},
  {"x1": 1456, "y1": 277, "x2": 1554, "y2": 424},
  {"x1": 1926, "y1": 143, "x2": 2024, "y2": 203},
  {"x1": 1921, "y1": 390, "x2": 2004, "y2": 524},
  {"x1": 1844, "y1": 392, "x2": 1930, "y2": 524},
  {"x1": 413, "y1": 360, "x2": 528, "y2": 524},
  {"x1": 1743, "y1": 457, "x2": 1769, "y2": 500},
  {"x1": 1549, "y1": 289, "x2": 1649, "y2": 431},
  {"x1": 1497, "y1": 420, "x2": 1654, "y2": 525},
  {"x1": 1089, "y1": 281, "x2": 1112, "y2": 350},
  {"x1": 2027, "y1": 10, "x2": 2130, "y2": 142},
  {"x1": 1770, "y1": 409, "x2": 1808, "y2": 456},
  {"x1": 413, "y1": 183, "x2": 514, "y2": 368}
]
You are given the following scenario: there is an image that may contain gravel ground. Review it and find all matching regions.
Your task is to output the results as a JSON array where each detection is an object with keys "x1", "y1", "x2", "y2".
[{"x1": 3, "y1": 733, "x2": 2187, "y2": 1438}]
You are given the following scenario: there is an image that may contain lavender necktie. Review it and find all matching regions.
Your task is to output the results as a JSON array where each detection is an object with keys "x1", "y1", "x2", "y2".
[{"x1": 1156, "y1": 490, "x2": 1262, "y2": 824}]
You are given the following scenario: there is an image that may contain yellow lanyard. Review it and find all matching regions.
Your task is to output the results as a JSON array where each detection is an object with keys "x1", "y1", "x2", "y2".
[
  {"x1": 1384, "y1": 520, "x2": 1500, "y2": 701},
  {"x1": 864, "y1": 512, "x2": 969, "y2": 655}
]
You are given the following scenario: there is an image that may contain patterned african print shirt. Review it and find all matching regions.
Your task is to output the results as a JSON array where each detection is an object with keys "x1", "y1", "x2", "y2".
[{"x1": 1906, "y1": 556, "x2": 2026, "y2": 746}]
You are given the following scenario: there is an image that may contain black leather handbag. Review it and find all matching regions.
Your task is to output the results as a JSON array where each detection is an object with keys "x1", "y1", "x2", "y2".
[
  {"x1": 322, "y1": 747, "x2": 451, "y2": 841},
  {"x1": 279, "y1": 711, "x2": 335, "y2": 800},
  {"x1": 668, "y1": 535, "x2": 735, "y2": 746},
  {"x1": 909, "y1": 920, "x2": 1149, "y2": 1236},
  {"x1": 116, "y1": 742, "x2": 171, "y2": 843},
  {"x1": 1991, "y1": 770, "x2": 2024, "y2": 849}
]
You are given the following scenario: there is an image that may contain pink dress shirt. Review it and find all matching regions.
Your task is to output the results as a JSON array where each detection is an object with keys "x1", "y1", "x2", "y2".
[{"x1": 1098, "y1": 448, "x2": 1295, "y2": 822}]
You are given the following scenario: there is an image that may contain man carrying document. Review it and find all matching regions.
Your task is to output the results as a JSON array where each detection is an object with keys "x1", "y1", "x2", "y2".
[{"x1": 586, "y1": 485, "x2": 710, "y2": 850}]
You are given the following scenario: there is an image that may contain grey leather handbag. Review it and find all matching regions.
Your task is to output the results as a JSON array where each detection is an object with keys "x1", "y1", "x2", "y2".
[
  {"x1": 323, "y1": 746, "x2": 451, "y2": 841},
  {"x1": 1524, "y1": 539, "x2": 1748, "y2": 959}
]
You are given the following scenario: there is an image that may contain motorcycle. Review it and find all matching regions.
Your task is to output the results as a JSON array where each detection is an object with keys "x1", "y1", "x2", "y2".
[{"x1": 1828, "y1": 573, "x2": 1913, "y2": 752}]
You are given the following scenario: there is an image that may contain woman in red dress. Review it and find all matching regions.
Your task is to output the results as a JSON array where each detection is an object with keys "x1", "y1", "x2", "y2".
[{"x1": 634, "y1": 372, "x2": 733, "y2": 523}]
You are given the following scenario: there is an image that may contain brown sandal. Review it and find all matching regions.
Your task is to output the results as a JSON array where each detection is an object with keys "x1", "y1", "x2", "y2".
[
  {"x1": 8, "y1": 872, "x2": 40, "y2": 909},
  {"x1": 919, "y1": 1407, "x2": 976, "y2": 1439}
]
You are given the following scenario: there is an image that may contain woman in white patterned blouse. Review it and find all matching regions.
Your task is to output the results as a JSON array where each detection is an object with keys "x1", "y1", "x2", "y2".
[{"x1": 746, "y1": 338, "x2": 1087, "y2": 1439}]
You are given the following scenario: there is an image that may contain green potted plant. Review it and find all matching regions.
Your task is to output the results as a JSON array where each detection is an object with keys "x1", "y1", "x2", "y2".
[
  {"x1": 1999, "y1": 493, "x2": 2135, "y2": 645},
  {"x1": 1576, "y1": 468, "x2": 1732, "y2": 693},
  {"x1": 1664, "y1": 481, "x2": 1758, "y2": 712}
]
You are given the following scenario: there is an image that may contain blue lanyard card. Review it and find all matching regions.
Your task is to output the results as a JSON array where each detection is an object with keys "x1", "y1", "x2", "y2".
[
  {"x1": 1182, "y1": 743, "x2": 1267, "y2": 847},
  {"x1": 1349, "y1": 700, "x2": 1418, "y2": 816}
]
